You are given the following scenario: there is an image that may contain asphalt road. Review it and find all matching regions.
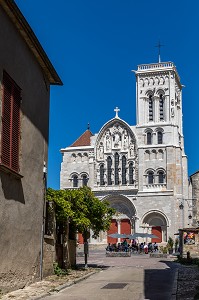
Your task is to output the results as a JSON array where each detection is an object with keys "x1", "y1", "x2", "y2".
[{"x1": 44, "y1": 249, "x2": 178, "y2": 300}]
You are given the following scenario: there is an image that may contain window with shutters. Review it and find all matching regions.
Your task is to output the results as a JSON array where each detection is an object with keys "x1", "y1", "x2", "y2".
[{"x1": 1, "y1": 72, "x2": 21, "y2": 174}]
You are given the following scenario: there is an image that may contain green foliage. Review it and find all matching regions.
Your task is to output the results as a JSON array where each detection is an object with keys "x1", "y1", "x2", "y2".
[
  {"x1": 167, "y1": 236, "x2": 174, "y2": 249},
  {"x1": 47, "y1": 186, "x2": 115, "y2": 238},
  {"x1": 159, "y1": 246, "x2": 168, "y2": 254},
  {"x1": 53, "y1": 262, "x2": 68, "y2": 276}
]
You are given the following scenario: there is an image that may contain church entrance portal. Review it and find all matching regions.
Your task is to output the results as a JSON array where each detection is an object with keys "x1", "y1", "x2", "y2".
[
  {"x1": 107, "y1": 219, "x2": 131, "y2": 244},
  {"x1": 142, "y1": 211, "x2": 168, "y2": 243},
  {"x1": 105, "y1": 194, "x2": 136, "y2": 243}
]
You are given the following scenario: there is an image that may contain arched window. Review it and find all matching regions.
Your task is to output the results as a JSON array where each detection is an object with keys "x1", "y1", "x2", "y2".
[
  {"x1": 100, "y1": 164, "x2": 105, "y2": 186},
  {"x1": 82, "y1": 175, "x2": 88, "y2": 186},
  {"x1": 157, "y1": 131, "x2": 163, "y2": 144},
  {"x1": 122, "y1": 156, "x2": 127, "y2": 185},
  {"x1": 147, "y1": 171, "x2": 154, "y2": 184},
  {"x1": 158, "y1": 171, "x2": 165, "y2": 184},
  {"x1": 115, "y1": 153, "x2": 119, "y2": 185},
  {"x1": 129, "y1": 162, "x2": 134, "y2": 184},
  {"x1": 107, "y1": 156, "x2": 112, "y2": 185},
  {"x1": 147, "y1": 132, "x2": 152, "y2": 145},
  {"x1": 149, "y1": 95, "x2": 153, "y2": 121},
  {"x1": 73, "y1": 175, "x2": 78, "y2": 187},
  {"x1": 159, "y1": 94, "x2": 164, "y2": 121}
]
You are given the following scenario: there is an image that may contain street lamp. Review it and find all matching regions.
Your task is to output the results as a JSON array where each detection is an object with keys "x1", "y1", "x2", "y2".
[{"x1": 188, "y1": 213, "x2": 192, "y2": 220}]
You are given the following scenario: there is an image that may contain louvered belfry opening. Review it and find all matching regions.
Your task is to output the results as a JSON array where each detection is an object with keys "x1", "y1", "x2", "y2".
[{"x1": 1, "y1": 71, "x2": 21, "y2": 173}]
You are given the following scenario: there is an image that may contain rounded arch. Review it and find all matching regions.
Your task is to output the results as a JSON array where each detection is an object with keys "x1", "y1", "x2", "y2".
[
  {"x1": 141, "y1": 209, "x2": 169, "y2": 227},
  {"x1": 155, "y1": 127, "x2": 164, "y2": 133},
  {"x1": 70, "y1": 171, "x2": 79, "y2": 177},
  {"x1": 95, "y1": 117, "x2": 137, "y2": 150},
  {"x1": 102, "y1": 194, "x2": 137, "y2": 220},
  {"x1": 141, "y1": 210, "x2": 169, "y2": 242},
  {"x1": 80, "y1": 171, "x2": 89, "y2": 177},
  {"x1": 145, "y1": 89, "x2": 154, "y2": 97},
  {"x1": 144, "y1": 128, "x2": 153, "y2": 133},
  {"x1": 156, "y1": 88, "x2": 165, "y2": 96}
]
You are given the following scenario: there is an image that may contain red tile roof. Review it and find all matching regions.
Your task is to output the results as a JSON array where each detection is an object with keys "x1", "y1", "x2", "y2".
[{"x1": 70, "y1": 130, "x2": 93, "y2": 147}]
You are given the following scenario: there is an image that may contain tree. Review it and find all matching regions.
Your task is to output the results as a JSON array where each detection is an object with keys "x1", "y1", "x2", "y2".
[{"x1": 46, "y1": 187, "x2": 115, "y2": 267}]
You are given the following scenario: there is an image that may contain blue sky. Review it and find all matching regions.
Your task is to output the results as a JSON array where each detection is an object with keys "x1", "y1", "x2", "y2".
[{"x1": 15, "y1": 0, "x2": 199, "y2": 189}]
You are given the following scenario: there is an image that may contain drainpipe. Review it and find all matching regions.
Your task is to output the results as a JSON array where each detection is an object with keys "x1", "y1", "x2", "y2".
[{"x1": 40, "y1": 161, "x2": 47, "y2": 280}]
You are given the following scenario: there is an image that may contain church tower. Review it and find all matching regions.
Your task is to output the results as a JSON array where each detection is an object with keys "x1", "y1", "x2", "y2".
[
  {"x1": 134, "y1": 62, "x2": 189, "y2": 235},
  {"x1": 60, "y1": 60, "x2": 190, "y2": 245}
]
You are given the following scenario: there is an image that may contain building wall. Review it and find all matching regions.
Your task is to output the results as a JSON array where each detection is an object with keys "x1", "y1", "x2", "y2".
[
  {"x1": 60, "y1": 62, "x2": 189, "y2": 246},
  {"x1": 191, "y1": 171, "x2": 199, "y2": 227},
  {"x1": 0, "y1": 7, "x2": 50, "y2": 292}
]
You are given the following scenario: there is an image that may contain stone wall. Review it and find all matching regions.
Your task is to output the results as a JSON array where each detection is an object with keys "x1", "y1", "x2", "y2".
[{"x1": 190, "y1": 171, "x2": 199, "y2": 227}]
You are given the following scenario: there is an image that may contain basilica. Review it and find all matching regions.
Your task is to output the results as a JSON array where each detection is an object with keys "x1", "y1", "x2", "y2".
[{"x1": 60, "y1": 61, "x2": 191, "y2": 245}]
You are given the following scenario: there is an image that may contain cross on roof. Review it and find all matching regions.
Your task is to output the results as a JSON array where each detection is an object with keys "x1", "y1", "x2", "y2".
[
  {"x1": 155, "y1": 40, "x2": 164, "y2": 63},
  {"x1": 114, "y1": 107, "x2": 120, "y2": 118}
]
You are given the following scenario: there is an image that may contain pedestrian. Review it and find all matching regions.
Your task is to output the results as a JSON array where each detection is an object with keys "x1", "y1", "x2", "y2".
[{"x1": 144, "y1": 242, "x2": 148, "y2": 254}]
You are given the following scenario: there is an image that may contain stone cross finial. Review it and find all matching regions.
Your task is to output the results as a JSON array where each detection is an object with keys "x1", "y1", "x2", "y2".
[
  {"x1": 155, "y1": 40, "x2": 164, "y2": 63},
  {"x1": 114, "y1": 107, "x2": 120, "y2": 118}
]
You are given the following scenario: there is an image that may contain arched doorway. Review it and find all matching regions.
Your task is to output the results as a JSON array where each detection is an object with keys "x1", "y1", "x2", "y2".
[
  {"x1": 104, "y1": 194, "x2": 137, "y2": 244},
  {"x1": 142, "y1": 211, "x2": 168, "y2": 243}
]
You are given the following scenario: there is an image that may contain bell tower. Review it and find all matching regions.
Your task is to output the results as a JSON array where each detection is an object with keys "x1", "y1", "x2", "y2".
[{"x1": 134, "y1": 62, "x2": 184, "y2": 148}]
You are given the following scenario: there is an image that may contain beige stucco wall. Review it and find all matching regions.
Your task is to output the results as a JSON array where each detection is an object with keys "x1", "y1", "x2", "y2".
[{"x1": 0, "y1": 7, "x2": 51, "y2": 292}]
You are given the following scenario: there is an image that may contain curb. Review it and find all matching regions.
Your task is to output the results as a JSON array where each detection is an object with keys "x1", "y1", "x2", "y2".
[
  {"x1": 33, "y1": 270, "x2": 98, "y2": 300},
  {"x1": 171, "y1": 268, "x2": 178, "y2": 300}
]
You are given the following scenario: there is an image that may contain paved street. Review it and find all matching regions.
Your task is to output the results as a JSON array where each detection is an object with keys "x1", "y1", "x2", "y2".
[{"x1": 44, "y1": 249, "x2": 178, "y2": 300}]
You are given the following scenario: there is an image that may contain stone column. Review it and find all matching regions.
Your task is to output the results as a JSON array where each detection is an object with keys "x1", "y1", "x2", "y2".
[{"x1": 117, "y1": 219, "x2": 121, "y2": 243}]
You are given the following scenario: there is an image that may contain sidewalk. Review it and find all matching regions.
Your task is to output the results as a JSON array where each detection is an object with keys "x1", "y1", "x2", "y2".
[
  {"x1": 0, "y1": 268, "x2": 99, "y2": 300},
  {"x1": 1, "y1": 250, "x2": 199, "y2": 300}
]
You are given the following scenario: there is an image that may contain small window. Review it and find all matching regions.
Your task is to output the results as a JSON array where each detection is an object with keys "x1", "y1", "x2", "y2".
[
  {"x1": 73, "y1": 175, "x2": 78, "y2": 187},
  {"x1": 148, "y1": 171, "x2": 154, "y2": 184},
  {"x1": 82, "y1": 175, "x2": 88, "y2": 186},
  {"x1": 147, "y1": 132, "x2": 152, "y2": 145},
  {"x1": 158, "y1": 171, "x2": 164, "y2": 184},
  {"x1": 157, "y1": 131, "x2": 163, "y2": 144}
]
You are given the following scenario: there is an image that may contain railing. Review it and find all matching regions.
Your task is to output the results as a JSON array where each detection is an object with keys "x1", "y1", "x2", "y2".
[
  {"x1": 145, "y1": 183, "x2": 167, "y2": 189},
  {"x1": 138, "y1": 62, "x2": 174, "y2": 71}
]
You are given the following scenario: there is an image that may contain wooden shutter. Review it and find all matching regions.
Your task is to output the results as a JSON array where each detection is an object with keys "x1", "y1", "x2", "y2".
[
  {"x1": 11, "y1": 85, "x2": 20, "y2": 172},
  {"x1": 1, "y1": 72, "x2": 21, "y2": 173}
]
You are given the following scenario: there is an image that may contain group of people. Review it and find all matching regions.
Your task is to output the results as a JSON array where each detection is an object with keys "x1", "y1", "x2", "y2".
[
  {"x1": 139, "y1": 242, "x2": 159, "y2": 254},
  {"x1": 106, "y1": 239, "x2": 159, "y2": 254}
]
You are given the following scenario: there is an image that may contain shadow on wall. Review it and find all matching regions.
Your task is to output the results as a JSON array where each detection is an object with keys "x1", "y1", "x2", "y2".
[{"x1": 0, "y1": 171, "x2": 25, "y2": 203}]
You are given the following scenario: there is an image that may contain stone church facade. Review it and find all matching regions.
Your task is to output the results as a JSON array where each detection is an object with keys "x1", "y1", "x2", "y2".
[{"x1": 60, "y1": 61, "x2": 191, "y2": 245}]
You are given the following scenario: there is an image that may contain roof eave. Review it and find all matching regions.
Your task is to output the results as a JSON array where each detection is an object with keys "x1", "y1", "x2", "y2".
[{"x1": 1, "y1": 0, "x2": 63, "y2": 86}]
